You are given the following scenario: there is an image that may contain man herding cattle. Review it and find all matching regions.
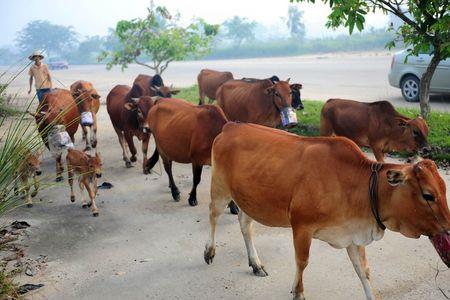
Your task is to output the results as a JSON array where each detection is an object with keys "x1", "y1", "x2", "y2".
[
  {"x1": 320, "y1": 99, "x2": 430, "y2": 161},
  {"x1": 204, "y1": 122, "x2": 450, "y2": 300},
  {"x1": 27, "y1": 50, "x2": 53, "y2": 102}
]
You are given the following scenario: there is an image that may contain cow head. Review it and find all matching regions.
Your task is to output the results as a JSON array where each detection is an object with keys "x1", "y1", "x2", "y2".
[
  {"x1": 26, "y1": 152, "x2": 42, "y2": 176},
  {"x1": 395, "y1": 116, "x2": 429, "y2": 154},
  {"x1": 383, "y1": 159, "x2": 450, "y2": 238},
  {"x1": 290, "y1": 83, "x2": 304, "y2": 110},
  {"x1": 265, "y1": 79, "x2": 294, "y2": 111},
  {"x1": 124, "y1": 96, "x2": 154, "y2": 133},
  {"x1": 73, "y1": 88, "x2": 100, "y2": 126},
  {"x1": 149, "y1": 75, "x2": 179, "y2": 98},
  {"x1": 88, "y1": 152, "x2": 102, "y2": 178}
]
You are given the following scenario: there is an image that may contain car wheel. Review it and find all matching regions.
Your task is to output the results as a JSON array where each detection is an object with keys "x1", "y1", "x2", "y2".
[{"x1": 401, "y1": 75, "x2": 420, "y2": 102}]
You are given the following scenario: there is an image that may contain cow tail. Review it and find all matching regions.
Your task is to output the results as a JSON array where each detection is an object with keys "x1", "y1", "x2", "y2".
[{"x1": 146, "y1": 147, "x2": 159, "y2": 171}]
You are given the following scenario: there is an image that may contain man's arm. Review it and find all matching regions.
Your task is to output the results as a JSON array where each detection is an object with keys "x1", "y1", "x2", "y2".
[
  {"x1": 28, "y1": 76, "x2": 33, "y2": 94},
  {"x1": 45, "y1": 65, "x2": 52, "y2": 87}
]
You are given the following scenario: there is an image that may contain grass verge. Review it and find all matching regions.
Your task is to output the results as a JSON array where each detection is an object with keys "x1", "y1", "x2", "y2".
[{"x1": 178, "y1": 85, "x2": 450, "y2": 163}]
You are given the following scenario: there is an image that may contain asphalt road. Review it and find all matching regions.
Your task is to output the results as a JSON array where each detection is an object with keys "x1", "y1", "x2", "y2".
[{"x1": 3, "y1": 52, "x2": 450, "y2": 299}]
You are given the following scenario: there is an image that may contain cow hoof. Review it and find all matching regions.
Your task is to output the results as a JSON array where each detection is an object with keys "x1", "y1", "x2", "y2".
[
  {"x1": 292, "y1": 293, "x2": 306, "y2": 300},
  {"x1": 70, "y1": 196, "x2": 75, "y2": 203},
  {"x1": 82, "y1": 203, "x2": 88, "y2": 208},
  {"x1": 84, "y1": 146, "x2": 91, "y2": 151},
  {"x1": 31, "y1": 191, "x2": 38, "y2": 198},
  {"x1": 188, "y1": 196, "x2": 198, "y2": 207},
  {"x1": 125, "y1": 161, "x2": 132, "y2": 168},
  {"x1": 228, "y1": 201, "x2": 239, "y2": 215},
  {"x1": 26, "y1": 203, "x2": 33, "y2": 208},
  {"x1": 251, "y1": 264, "x2": 268, "y2": 277},
  {"x1": 204, "y1": 247, "x2": 215, "y2": 264},
  {"x1": 143, "y1": 168, "x2": 149, "y2": 175},
  {"x1": 172, "y1": 189, "x2": 180, "y2": 202},
  {"x1": 92, "y1": 141, "x2": 97, "y2": 148},
  {"x1": 55, "y1": 176, "x2": 63, "y2": 182},
  {"x1": 130, "y1": 156, "x2": 137, "y2": 162},
  {"x1": 93, "y1": 212, "x2": 99, "y2": 217}
]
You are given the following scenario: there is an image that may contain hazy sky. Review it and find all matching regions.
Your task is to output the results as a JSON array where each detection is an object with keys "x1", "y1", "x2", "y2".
[{"x1": 1, "y1": 0, "x2": 389, "y2": 47}]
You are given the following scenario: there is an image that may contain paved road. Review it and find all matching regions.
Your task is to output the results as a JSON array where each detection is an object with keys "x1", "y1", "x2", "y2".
[{"x1": 3, "y1": 51, "x2": 450, "y2": 111}]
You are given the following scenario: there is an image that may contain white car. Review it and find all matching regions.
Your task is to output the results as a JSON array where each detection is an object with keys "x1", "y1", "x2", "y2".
[{"x1": 388, "y1": 50, "x2": 450, "y2": 102}]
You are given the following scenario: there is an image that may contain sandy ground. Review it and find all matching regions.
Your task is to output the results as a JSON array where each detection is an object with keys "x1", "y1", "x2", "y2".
[{"x1": 2, "y1": 52, "x2": 450, "y2": 299}]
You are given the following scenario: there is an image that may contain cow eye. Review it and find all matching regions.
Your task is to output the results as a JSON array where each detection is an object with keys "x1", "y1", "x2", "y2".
[
  {"x1": 422, "y1": 193, "x2": 435, "y2": 202},
  {"x1": 413, "y1": 129, "x2": 419, "y2": 137}
]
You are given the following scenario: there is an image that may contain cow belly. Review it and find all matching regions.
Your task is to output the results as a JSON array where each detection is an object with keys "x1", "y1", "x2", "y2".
[{"x1": 313, "y1": 220, "x2": 384, "y2": 249}]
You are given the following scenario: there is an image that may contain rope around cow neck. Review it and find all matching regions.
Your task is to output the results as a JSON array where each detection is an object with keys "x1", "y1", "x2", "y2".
[{"x1": 369, "y1": 162, "x2": 386, "y2": 230}]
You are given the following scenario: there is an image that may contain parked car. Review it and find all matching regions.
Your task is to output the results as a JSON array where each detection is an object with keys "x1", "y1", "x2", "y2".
[
  {"x1": 388, "y1": 49, "x2": 450, "y2": 102},
  {"x1": 48, "y1": 59, "x2": 69, "y2": 70}
]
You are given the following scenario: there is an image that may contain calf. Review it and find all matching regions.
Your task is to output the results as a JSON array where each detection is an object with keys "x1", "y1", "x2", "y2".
[
  {"x1": 320, "y1": 99, "x2": 429, "y2": 161},
  {"x1": 15, "y1": 151, "x2": 42, "y2": 207},
  {"x1": 66, "y1": 149, "x2": 102, "y2": 217},
  {"x1": 204, "y1": 122, "x2": 450, "y2": 300}
]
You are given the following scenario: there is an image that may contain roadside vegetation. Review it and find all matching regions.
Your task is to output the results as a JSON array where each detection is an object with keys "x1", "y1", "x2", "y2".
[
  {"x1": 0, "y1": 84, "x2": 19, "y2": 117},
  {"x1": 179, "y1": 85, "x2": 450, "y2": 163}
]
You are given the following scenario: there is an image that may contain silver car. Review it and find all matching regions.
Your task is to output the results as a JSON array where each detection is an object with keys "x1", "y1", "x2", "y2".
[{"x1": 388, "y1": 49, "x2": 450, "y2": 102}]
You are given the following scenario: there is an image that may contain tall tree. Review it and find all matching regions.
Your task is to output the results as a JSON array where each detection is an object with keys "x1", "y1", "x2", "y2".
[
  {"x1": 223, "y1": 16, "x2": 257, "y2": 48},
  {"x1": 292, "y1": 0, "x2": 450, "y2": 118},
  {"x1": 98, "y1": 5, "x2": 218, "y2": 74},
  {"x1": 15, "y1": 20, "x2": 78, "y2": 58},
  {"x1": 287, "y1": 6, "x2": 306, "y2": 41}
]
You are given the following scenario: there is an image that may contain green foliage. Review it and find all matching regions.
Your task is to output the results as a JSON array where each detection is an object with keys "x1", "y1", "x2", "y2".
[
  {"x1": 15, "y1": 20, "x2": 78, "y2": 58},
  {"x1": 98, "y1": 5, "x2": 218, "y2": 74},
  {"x1": 287, "y1": 6, "x2": 306, "y2": 41},
  {"x1": 179, "y1": 85, "x2": 450, "y2": 162},
  {"x1": 222, "y1": 16, "x2": 257, "y2": 48}
]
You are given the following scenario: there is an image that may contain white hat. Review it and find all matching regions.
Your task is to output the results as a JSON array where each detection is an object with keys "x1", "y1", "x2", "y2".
[{"x1": 29, "y1": 50, "x2": 44, "y2": 60}]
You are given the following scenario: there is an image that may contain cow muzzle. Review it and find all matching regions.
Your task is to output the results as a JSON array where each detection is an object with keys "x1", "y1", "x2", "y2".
[
  {"x1": 35, "y1": 170, "x2": 42, "y2": 176},
  {"x1": 96, "y1": 173, "x2": 102, "y2": 178},
  {"x1": 418, "y1": 145, "x2": 432, "y2": 157},
  {"x1": 280, "y1": 107, "x2": 298, "y2": 127},
  {"x1": 80, "y1": 112, "x2": 94, "y2": 126},
  {"x1": 296, "y1": 103, "x2": 304, "y2": 110}
]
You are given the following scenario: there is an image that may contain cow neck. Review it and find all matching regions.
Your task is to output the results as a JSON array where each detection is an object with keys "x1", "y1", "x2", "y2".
[{"x1": 369, "y1": 162, "x2": 386, "y2": 230}]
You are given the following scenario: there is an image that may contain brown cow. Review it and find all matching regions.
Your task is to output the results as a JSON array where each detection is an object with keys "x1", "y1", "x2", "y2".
[
  {"x1": 14, "y1": 150, "x2": 42, "y2": 207},
  {"x1": 204, "y1": 122, "x2": 450, "y2": 300},
  {"x1": 70, "y1": 80, "x2": 101, "y2": 150},
  {"x1": 197, "y1": 69, "x2": 233, "y2": 105},
  {"x1": 144, "y1": 98, "x2": 238, "y2": 213},
  {"x1": 216, "y1": 78, "x2": 302, "y2": 128},
  {"x1": 34, "y1": 88, "x2": 79, "y2": 181},
  {"x1": 133, "y1": 74, "x2": 179, "y2": 98},
  {"x1": 107, "y1": 84, "x2": 154, "y2": 172},
  {"x1": 320, "y1": 99, "x2": 430, "y2": 162},
  {"x1": 66, "y1": 149, "x2": 102, "y2": 216}
]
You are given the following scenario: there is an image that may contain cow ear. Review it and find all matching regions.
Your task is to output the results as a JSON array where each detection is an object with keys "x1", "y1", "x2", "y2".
[
  {"x1": 265, "y1": 87, "x2": 275, "y2": 95},
  {"x1": 286, "y1": 78, "x2": 290, "y2": 83},
  {"x1": 124, "y1": 103, "x2": 136, "y2": 110},
  {"x1": 170, "y1": 89, "x2": 180, "y2": 95},
  {"x1": 290, "y1": 84, "x2": 302, "y2": 90},
  {"x1": 386, "y1": 169, "x2": 407, "y2": 186}
]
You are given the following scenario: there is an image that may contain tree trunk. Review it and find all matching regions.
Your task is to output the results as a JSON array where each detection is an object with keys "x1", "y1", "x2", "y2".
[{"x1": 419, "y1": 47, "x2": 441, "y2": 119}]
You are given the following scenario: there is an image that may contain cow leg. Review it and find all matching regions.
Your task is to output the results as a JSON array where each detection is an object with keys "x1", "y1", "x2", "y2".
[
  {"x1": 124, "y1": 132, "x2": 137, "y2": 162},
  {"x1": 113, "y1": 127, "x2": 132, "y2": 168},
  {"x1": 291, "y1": 228, "x2": 313, "y2": 300},
  {"x1": 204, "y1": 180, "x2": 231, "y2": 264},
  {"x1": 83, "y1": 178, "x2": 99, "y2": 217},
  {"x1": 187, "y1": 164, "x2": 203, "y2": 206},
  {"x1": 55, "y1": 154, "x2": 63, "y2": 182},
  {"x1": 31, "y1": 174, "x2": 40, "y2": 198},
  {"x1": 68, "y1": 164, "x2": 75, "y2": 202},
  {"x1": 142, "y1": 135, "x2": 150, "y2": 174},
  {"x1": 239, "y1": 211, "x2": 268, "y2": 277},
  {"x1": 347, "y1": 244, "x2": 375, "y2": 300},
  {"x1": 21, "y1": 175, "x2": 32, "y2": 207},
  {"x1": 198, "y1": 89, "x2": 205, "y2": 105},
  {"x1": 82, "y1": 125, "x2": 91, "y2": 151},
  {"x1": 79, "y1": 178, "x2": 88, "y2": 208},
  {"x1": 162, "y1": 157, "x2": 180, "y2": 201},
  {"x1": 92, "y1": 113, "x2": 98, "y2": 148},
  {"x1": 371, "y1": 146, "x2": 385, "y2": 162}
]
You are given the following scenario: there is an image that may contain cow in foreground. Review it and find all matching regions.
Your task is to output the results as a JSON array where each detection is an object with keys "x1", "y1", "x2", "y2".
[
  {"x1": 34, "y1": 88, "x2": 79, "y2": 181},
  {"x1": 320, "y1": 99, "x2": 429, "y2": 162},
  {"x1": 15, "y1": 150, "x2": 42, "y2": 207},
  {"x1": 204, "y1": 122, "x2": 450, "y2": 300},
  {"x1": 145, "y1": 98, "x2": 238, "y2": 214},
  {"x1": 197, "y1": 69, "x2": 233, "y2": 105},
  {"x1": 70, "y1": 80, "x2": 101, "y2": 150},
  {"x1": 216, "y1": 78, "x2": 302, "y2": 128},
  {"x1": 66, "y1": 149, "x2": 102, "y2": 217}
]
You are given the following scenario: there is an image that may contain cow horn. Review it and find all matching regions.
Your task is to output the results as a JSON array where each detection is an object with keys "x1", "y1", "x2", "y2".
[
  {"x1": 131, "y1": 97, "x2": 139, "y2": 103},
  {"x1": 286, "y1": 78, "x2": 291, "y2": 83}
]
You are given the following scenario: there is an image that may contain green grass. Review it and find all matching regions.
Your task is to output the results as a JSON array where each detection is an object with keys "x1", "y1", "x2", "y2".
[
  {"x1": 178, "y1": 85, "x2": 450, "y2": 163},
  {"x1": 0, "y1": 84, "x2": 19, "y2": 117},
  {"x1": 0, "y1": 270, "x2": 20, "y2": 299}
]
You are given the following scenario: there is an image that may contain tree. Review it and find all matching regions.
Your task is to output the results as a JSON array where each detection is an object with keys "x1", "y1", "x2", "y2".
[
  {"x1": 98, "y1": 5, "x2": 219, "y2": 74},
  {"x1": 223, "y1": 16, "x2": 257, "y2": 48},
  {"x1": 287, "y1": 6, "x2": 306, "y2": 41},
  {"x1": 15, "y1": 20, "x2": 78, "y2": 58},
  {"x1": 292, "y1": 0, "x2": 450, "y2": 118}
]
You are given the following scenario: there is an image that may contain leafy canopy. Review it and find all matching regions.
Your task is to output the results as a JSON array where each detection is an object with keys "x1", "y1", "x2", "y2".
[{"x1": 99, "y1": 5, "x2": 219, "y2": 74}]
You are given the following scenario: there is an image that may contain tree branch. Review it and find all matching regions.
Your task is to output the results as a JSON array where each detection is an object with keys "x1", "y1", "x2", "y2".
[
  {"x1": 373, "y1": 0, "x2": 424, "y2": 34},
  {"x1": 135, "y1": 58, "x2": 155, "y2": 70}
]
